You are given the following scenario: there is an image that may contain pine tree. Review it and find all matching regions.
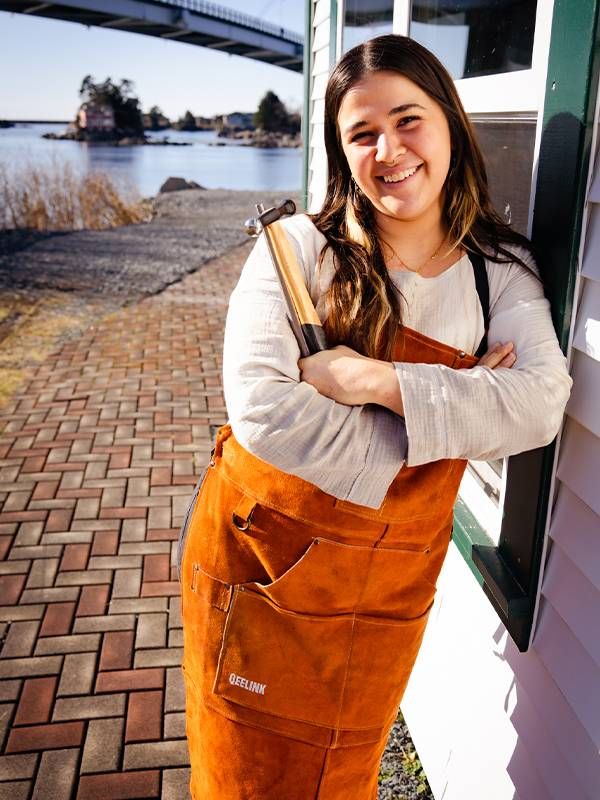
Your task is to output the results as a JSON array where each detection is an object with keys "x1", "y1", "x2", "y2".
[{"x1": 254, "y1": 91, "x2": 290, "y2": 132}]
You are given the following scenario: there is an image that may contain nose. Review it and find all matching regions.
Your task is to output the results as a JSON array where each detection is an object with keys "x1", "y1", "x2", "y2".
[{"x1": 375, "y1": 131, "x2": 407, "y2": 164}]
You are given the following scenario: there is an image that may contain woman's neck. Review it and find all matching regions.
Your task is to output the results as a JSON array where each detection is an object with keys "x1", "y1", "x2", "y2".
[
  {"x1": 375, "y1": 209, "x2": 460, "y2": 274},
  {"x1": 375, "y1": 206, "x2": 450, "y2": 268}
]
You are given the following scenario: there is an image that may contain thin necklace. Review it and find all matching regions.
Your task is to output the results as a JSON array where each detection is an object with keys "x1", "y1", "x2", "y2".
[{"x1": 386, "y1": 236, "x2": 448, "y2": 275}]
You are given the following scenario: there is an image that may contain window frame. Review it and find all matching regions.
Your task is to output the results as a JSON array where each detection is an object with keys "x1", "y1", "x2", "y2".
[
  {"x1": 325, "y1": 0, "x2": 593, "y2": 651},
  {"x1": 338, "y1": 0, "x2": 396, "y2": 54}
]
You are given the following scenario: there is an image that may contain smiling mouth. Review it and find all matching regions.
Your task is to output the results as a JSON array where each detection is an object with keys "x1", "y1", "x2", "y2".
[{"x1": 378, "y1": 164, "x2": 423, "y2": 184}]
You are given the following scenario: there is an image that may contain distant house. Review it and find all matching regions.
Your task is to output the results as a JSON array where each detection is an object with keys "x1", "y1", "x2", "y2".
[
  {"x1": 222, "y1": 112, "x2": 254, "y2": 129},
  {"x1": 78, "y1": 102, "x2": 114, "y2": 132},
  {"x1": 194, "y1": 115, "x2": 215, "y2": 130}
]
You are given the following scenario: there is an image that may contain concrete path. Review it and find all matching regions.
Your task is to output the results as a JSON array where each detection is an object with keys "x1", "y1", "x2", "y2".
[{"x1": 0, "y1": 241, "x2": 252, "y2": 799}]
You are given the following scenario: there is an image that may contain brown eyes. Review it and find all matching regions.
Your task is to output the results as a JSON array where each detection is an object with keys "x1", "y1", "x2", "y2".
[{"x1": 349, "y1": 116, "x2": 420, "y2": 143}]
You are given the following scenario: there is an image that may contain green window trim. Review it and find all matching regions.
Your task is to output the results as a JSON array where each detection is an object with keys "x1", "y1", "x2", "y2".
[{"x1": 452, "y1": 0, "x2": 600, "y2": 652}]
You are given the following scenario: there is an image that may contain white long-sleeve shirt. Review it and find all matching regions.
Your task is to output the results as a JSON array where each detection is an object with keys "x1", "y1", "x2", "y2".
[{"x1": 222, "y1": 214, "x2": 572, "y2": 509}]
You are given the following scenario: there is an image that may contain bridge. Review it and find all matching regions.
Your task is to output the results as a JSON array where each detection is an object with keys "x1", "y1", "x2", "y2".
[{"x1": 0, "y1": 0, "x2": 304, "y2": 72}]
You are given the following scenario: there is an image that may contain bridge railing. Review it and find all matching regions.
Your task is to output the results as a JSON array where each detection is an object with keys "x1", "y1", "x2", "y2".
[{"x1": 156, "y1": 0, "x2": 304, "y2": 45}]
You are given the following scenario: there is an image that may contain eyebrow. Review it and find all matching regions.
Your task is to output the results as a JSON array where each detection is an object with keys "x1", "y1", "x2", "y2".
[{"x1": 343, "y1": 103, "x2": 426, "y2": 136}]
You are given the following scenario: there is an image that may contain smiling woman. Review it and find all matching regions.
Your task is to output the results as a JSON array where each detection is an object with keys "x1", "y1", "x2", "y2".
[
  {"x1": 178, "y1": 33, "x2": 571, "y2": 800},
  {"x1": 338, "y1": 75, "x2": 451, "y2": 244}
]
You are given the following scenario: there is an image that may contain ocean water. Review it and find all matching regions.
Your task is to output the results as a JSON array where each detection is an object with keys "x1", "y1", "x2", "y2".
[{"x1": 0, "y1": 123, "x2": 302, "y2": 197}]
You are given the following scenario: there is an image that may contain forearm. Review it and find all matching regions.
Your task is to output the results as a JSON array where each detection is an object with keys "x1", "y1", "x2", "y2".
[{"x1": 363, "y1": 359, "x2": 405, "y2": 417}]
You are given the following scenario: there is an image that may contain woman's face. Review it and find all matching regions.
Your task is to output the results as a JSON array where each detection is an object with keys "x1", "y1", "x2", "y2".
[{"x1": 337, "y1": 70, "x2": 452, "y2": 226}]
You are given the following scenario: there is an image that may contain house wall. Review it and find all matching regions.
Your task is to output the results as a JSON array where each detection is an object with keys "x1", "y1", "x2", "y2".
[
  {"x1": 306, "y1": 0, "x2": 333, "y2": 212},
  {"x1": 305, "y1": 3, "x2": 600, "y2": 799}
]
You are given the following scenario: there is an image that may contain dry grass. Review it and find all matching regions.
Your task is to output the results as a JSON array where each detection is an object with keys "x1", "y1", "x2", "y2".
[
  {"x1": 0, "y1": 156, "x2": 153, "y2": 231},
  {"x1": 0, "y1": 290, "x2": 109, "y2": 408}
]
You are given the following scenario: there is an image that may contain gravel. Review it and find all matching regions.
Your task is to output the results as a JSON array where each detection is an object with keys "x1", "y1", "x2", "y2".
[
  {"x1": 378, "y1": 711, "x2": 434, "y2": 799},
  {"x1": 0, "y1": 189, "x2": 300, "y2": 302}
]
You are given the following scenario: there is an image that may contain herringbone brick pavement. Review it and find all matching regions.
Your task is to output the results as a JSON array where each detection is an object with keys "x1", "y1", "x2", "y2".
[{"x1": 0, "y1": 241, "x2": 254, "y2": 799}]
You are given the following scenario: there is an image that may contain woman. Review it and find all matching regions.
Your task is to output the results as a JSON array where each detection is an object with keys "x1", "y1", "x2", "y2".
[{"x1": 178, "y1": 35, "x2": 571, "y2": 799}]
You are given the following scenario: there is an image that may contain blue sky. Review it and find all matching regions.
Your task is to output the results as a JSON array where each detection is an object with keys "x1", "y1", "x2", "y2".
[{"x1": 0, "y1": 0, "x2": 305, "y2": 120}]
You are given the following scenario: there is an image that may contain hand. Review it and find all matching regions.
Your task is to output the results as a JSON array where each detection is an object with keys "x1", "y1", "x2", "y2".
[
  {"x1": 478, "y1": 341, "x2": 517, "y2": 369},
  {"x1": 298, "y1": 345, "x2": 375, "y2": 406}
]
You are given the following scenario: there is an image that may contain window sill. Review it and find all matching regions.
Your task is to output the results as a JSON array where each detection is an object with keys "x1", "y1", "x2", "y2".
[{"x1": 452, "y1": 498, "x2": 532, "y2": 629}]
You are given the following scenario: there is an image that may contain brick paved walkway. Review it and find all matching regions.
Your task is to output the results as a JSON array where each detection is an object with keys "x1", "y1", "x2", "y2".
[{"x1": 0, "y1": 241, "x2": 253, "y2": 799}]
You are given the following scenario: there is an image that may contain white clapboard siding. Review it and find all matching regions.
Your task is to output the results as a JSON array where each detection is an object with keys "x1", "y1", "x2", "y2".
[
  {"x1": 507, "y1": 680, "x2": 587, "y2": 800},
  {"x1": 313, "y1": 16, "x2": 330, "y2": 50},
  {"x1": 542, "y1": 541, "x2": 600, "y2": 666},
  {"x1": 312, "y1": 43, "x2": 330, "y2": 75},
  {"x1": 567, "y1": 349, "x2": 600, "y2": 437},
  {"x1": 313, "y1": 0, "x2": 329, "y2": 26},
  {"x1": 534, "y1": 152, "x2": 600, "y2": 797},
  {"x1": 307, "y1": 0, "x2": 332, "y2": 211},
  {"x1": 504, "y1": 634, "x2": 600, "y2": 792},
  {"x1": 549, "y1": 484, "x2": 600, "y2": 589},
  {"x1": 555, "y1": 417, "x2": 600, "y2": 516},
  {"x1": 534, "y1": 599, "x2": 600, "y2": 747},
  {"x1": 572, "y1": 278, "x2": 600, "y2": 359}
]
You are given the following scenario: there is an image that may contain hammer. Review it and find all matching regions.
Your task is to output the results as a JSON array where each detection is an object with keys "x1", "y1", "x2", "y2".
[{"x1": 245, "y1": 199, "x2": 327, "y2": 358}]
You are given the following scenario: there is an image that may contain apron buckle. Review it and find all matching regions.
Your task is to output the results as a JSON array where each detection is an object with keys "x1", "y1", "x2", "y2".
[{"x1": 232, "y1": 495, "x2": 257, "y2": 532}]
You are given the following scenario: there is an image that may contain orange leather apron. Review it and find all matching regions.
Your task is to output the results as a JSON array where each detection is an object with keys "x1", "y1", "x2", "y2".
[{"x1": 180, "y1": 325, "x2": 477, "y2": 799}]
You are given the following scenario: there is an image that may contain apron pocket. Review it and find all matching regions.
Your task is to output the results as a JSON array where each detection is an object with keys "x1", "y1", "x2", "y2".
[
  {"x1": 338, "y1": 605, "x2": 433, "y2": 730},
  {"x1": 251, "y1": 537, "x2": 370, "y2": 615},
  {"x1": 213, "y1": 586, "x2": 354, "y2": 729}
]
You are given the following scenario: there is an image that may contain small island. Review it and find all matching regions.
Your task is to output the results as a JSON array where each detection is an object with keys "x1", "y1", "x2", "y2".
[
  {"x1": 43, "y1": 76, "x2": 189, "y2": 147},
  {"x1": 42, "y1": 76, "x2": 301, "y2": 149}
]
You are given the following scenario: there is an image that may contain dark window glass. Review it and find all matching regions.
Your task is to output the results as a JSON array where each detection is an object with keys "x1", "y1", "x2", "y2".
[
  {"x1": 343, "y1": 0, "x2": 394, "y2": 53},
  {"x1": 471, "y1": 114, "x2": 537, "y2": 235},
  {"x1": 410, "y1": 0, "x2": 537, "y2": 79},
  {"x1": 461, "y1": 113, "x2": 537, "y2": 542}
]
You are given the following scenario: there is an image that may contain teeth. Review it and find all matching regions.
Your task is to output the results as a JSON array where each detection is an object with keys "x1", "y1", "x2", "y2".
[{"x1": 383, "y1": 166, "x2": 419, "y2": 183}]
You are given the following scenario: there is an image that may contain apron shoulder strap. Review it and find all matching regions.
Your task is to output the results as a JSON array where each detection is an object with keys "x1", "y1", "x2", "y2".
[{"x1": 468, "y1": 252, "x2": 490, "y2": 358}]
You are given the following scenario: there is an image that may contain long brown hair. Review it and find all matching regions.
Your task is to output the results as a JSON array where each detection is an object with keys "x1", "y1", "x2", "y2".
[{"x1": 311, "y1": 34, "x2": 534, "y2": 360}]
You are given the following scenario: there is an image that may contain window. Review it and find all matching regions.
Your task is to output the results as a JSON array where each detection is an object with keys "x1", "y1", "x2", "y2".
[
  {"x1": 460, "y1": 112, "x2": 537, "y2": 547},
  {"x1": 410, "y1": 0, "x2": 537, "y2": 80},
  {"x1": 342, "y1": 0, "x2": 394, "y2": 52}
]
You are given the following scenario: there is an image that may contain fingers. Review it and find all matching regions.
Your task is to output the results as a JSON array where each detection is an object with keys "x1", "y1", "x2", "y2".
[
  {"x1": 498, "y1": 352, "x2": 517, "y2": 368},
  {"x1": 479, "y1": 342, "x2": 516, "y2": 369}
]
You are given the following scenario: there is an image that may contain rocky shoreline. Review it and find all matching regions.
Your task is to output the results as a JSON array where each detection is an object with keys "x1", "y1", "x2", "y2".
[
  {"x1": 42, "y1": 131, "x2": 191, "y2": 146},
  {"x1": 41, "y1": 129, "x2": 300, "y2": 148},
  {"x1": 216, "y1": 128, "x2": 301, "y2": 148}
]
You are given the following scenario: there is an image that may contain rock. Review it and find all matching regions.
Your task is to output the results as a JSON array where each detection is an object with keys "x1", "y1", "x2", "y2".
[{"x1": 159, "y1": 177, "x2": 205, "y2": 193}]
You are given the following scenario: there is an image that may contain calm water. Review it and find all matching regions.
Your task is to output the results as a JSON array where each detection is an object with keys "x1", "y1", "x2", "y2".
[{"x1": 0, "y1": 123, "x2": 302, "y2": 196}]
